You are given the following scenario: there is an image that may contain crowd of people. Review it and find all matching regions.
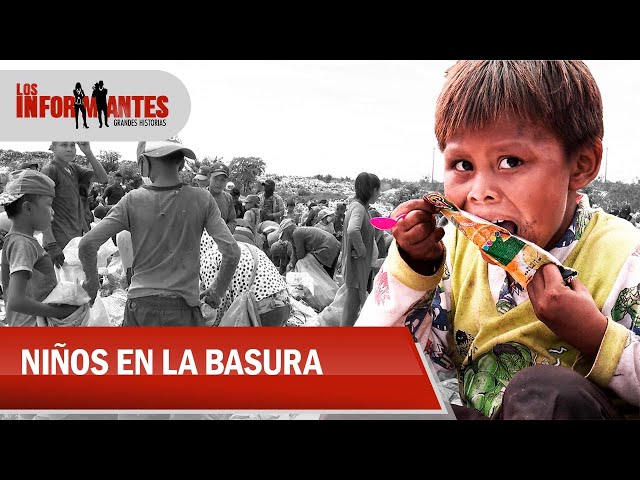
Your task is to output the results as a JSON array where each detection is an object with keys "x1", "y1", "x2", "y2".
[
  {"x1": 1, "y1": 60, "x2": 639, "y2": 421},
  {"x1": 0, "y1": 140, "x2": 394, "y2": 331}
]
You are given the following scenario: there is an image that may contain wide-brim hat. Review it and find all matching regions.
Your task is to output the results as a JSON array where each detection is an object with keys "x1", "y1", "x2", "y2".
[
  {"x1": 137, "y1": 139, "x2": 196, "y2": 161},
  {"x1": 317, "y1": 208, "x2": 334, "y2": 222},
  {"x1": 0, "y1": 169, "x2": 55, "y2": 206}
]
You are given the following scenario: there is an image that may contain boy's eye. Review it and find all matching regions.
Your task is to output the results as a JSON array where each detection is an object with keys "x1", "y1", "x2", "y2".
[
  {"x1": 499, "y1": 156, "x2": 522, "y2": 169},
  {"x1": 453, "y1": 160, "x2": 473, "y2": 171}
]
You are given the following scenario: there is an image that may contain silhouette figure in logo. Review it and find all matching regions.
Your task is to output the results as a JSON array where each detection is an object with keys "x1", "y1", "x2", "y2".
[
  {"x1": 91, "y1": 80, "x2": 109, "y2": 128},
  {"x1": 73, "y1": 82, "x2": 89, "y2": 129}
]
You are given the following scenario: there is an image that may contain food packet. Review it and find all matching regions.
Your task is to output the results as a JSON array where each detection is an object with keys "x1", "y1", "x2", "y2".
[{"x1": 424, "y1": 192, "x2": 577, "y2": 288}]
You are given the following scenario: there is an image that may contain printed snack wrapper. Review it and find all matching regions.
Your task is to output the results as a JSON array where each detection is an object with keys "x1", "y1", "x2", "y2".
[{"x1": 424, "y1": 192, "x2": 577, "y2": 289}]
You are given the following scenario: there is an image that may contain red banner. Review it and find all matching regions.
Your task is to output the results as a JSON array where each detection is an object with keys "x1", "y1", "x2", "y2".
[{"x1": 0, "y1": 327, "x2": 446, "y2": 413}]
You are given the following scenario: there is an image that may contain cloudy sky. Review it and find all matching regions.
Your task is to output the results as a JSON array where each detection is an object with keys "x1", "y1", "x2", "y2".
[{"x1": 1, "y1": 60, "x2": 638, "y2": 183}]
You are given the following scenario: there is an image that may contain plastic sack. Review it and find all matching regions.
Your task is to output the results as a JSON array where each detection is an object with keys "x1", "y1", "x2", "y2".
[
  {"x1": 106, "y1": 255, "x2": 125, "y2": 279},
  {"x1": 116, "y1": 231, "x2": 133, "y2": 270},
  {"x1": 286, "y1": 272, "x2": 314, "y2": 296},
  {"x1": 56, "y1": 236, "x2": 118, "y2": 279},
  {"x1": 61, "y1": 237, "x2": 82, "y2": 265},
  {"x1": 310, "y1": 283, "x2": 349, "y2": 326},
  {"x1": 100, "y1": 288, "x2": 127, "y2": 326},
  {"x1": 42, "y1": 278, "x2": 91, "y2": 306},
  {"x1": 293, "y1": 254, "x2": 338, "y2": 312},
  {"x1": 218, "y1": 291, "x2": 261, "y2": 327},
  {"x1": 288, "y1": 297, "x2": 318, "y2": 326},
  {"x1": 87, "y1": 295, "x2": 111, "y2": 326}
]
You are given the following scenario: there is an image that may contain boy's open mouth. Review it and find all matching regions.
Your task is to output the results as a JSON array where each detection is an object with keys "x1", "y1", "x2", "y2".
[{"x1": 492, "y1": 220, "x2": 518, "y2": 236}]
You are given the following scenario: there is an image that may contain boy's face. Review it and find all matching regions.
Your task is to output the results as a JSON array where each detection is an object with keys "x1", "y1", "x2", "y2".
[
  {"x1": 51, "y1": 142, "x2": 77, "y2": 164},
  {"x1": 209, "y1": 174, "x2": 228, "y2": 194},
  {"x1": 27, "y1": 195, "x2": 54, "y2": 231},
  {"x1": 443, "y1": 118, "x2": 581, "y2": 251}
]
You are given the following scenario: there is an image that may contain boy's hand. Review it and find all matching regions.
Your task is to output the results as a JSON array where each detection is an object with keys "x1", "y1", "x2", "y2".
[
  {"x1": 527, "y1": 263, "x2": 607, "y2": 357},
  {"x1": 82, "y1": 276, "x2": 101, "y2": 306},
  {"x1": 390, "y1": 199, "x2": 445, "y2": 275},
  {"x1": 200, "y1": 289, "x2": 221, "y2": 309},
  {"x1": 77, "y1": 142, "x2": 92, "y2": 156},
  {"x1": 45, "y1": 243, "x2": 65, "y2": 268}
]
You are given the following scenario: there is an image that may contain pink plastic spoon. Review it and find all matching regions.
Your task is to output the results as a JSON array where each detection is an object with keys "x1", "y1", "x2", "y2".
[{"x1": 370, "y1": 213, "x2": 407, "y2": 230}]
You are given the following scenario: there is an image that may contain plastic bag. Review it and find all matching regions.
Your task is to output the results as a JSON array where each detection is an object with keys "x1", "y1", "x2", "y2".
[
  {"x1": 56, "y1": 236, "x2": 118, "y2": 280},
  {"x1": 88, "y1": 295, "x2": 111, "y2": 326},
  {"x1": 286, "y1": 272, "x2": 314, "y2": 296},
  {"x1": 100, "y1": 288, "x2": 127, "y2": 326},
  {"x1": 288, "y1": 297, "x2": 318, "y2": 326},
  {"x1": 218, "y1": 291, "x2": 261, "y2": 327},
  {"x1": 311, "y1": 283, "x2": 348, "y2": 326},
  {"x1": 293, "y1": 254, "x2": 338, "y2": 311},
  {"x1": 42, "y1": 278, "x2": 91, "y2": 306}
]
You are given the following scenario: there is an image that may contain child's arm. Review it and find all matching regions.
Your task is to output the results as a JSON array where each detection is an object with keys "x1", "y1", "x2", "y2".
[
  {"x1": 77, "y1": 142, "x2": 108, "y2": 184},
  {"x1": 6, "y1": 271, "x2": 79, "y2": 320},
  {"x1": 528, "y1": 261, "x2": 640, "y2": 407},
  {"x1": 528, "y1": 264, "x2": 607, "y2": 357},
  {"x1": 203, "y1": 199, "x2": 241, "y2": 308},
  {"x1": 356, "y1": 240, "x2": 455, "y2": 377},
  {"x1": 78, "y1": 203, "x2": 127, "y2": 304},
  {"x1": 354, "y1": 199, "x2": 455, "y2": 370}
]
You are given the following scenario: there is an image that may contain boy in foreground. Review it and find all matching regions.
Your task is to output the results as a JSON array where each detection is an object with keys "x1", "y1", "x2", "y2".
[
  {"x1": 79, "y1": 139, "x2": 241, "y2": 326},
  {"x1": 1, "y1": 169, "x2": 80, "y2": 326},
  {"x1": 356, "y1": 61, "x2": 640, "y2": 419}
]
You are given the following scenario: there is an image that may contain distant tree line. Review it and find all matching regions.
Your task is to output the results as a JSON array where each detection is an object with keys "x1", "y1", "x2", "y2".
[{"x1": 2, "y1": 149, "x2": 639, "y2": 213}]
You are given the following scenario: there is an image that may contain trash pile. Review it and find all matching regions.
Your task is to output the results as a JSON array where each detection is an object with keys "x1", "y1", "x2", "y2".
[{"x1": 283, "y1": 253, "x2": 346, "y2": 327}]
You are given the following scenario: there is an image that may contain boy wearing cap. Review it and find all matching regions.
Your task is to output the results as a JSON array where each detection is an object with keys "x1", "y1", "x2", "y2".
[
  {"x1": 207, "y1": 162, "x2": 237, "y2": 233},
  {"x1": 1, "y1": 169, "x2": 80, "y2": 326},
  {"x1": 41, "y1": 141, "x2": 108, "y2": 268},
  {"x1": 78, "y1": 139, "x2": 241, "y2": 326},
  {"x1": 314, "y1": 209, "x2": 335, "y2": 235}
]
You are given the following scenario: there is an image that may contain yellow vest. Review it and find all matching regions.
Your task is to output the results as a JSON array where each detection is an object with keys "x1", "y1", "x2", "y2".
[{"x1": 448, "y1": 210, "x2": 639, "y2": 384}]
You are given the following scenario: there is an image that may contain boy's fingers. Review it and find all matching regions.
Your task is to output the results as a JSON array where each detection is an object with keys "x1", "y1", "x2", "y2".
[
  {"x1": 390, "y1": 199, "x2": 440, "y2": 219},
  {"x1": 541, "y1": 262, "x2": 563, "y2": 284}
]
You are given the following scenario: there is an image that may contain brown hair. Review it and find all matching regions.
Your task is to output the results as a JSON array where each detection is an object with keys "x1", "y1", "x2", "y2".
[{"x1": 434, "y1": 61, "x2": 604, "y2": 157}]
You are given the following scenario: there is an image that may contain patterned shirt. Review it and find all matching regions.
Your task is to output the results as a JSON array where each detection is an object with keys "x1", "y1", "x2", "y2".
[{"x1": 356, "y1": 194, "x2": 640, "y2": 415}]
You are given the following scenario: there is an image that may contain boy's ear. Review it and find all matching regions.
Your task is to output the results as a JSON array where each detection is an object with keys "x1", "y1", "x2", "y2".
[
  {"x1": 569, "y1": 139, "x2": 603, "y2": 190},
  {"x1": 138, "y1": 156, "x2": 150, "y2": 177}
]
